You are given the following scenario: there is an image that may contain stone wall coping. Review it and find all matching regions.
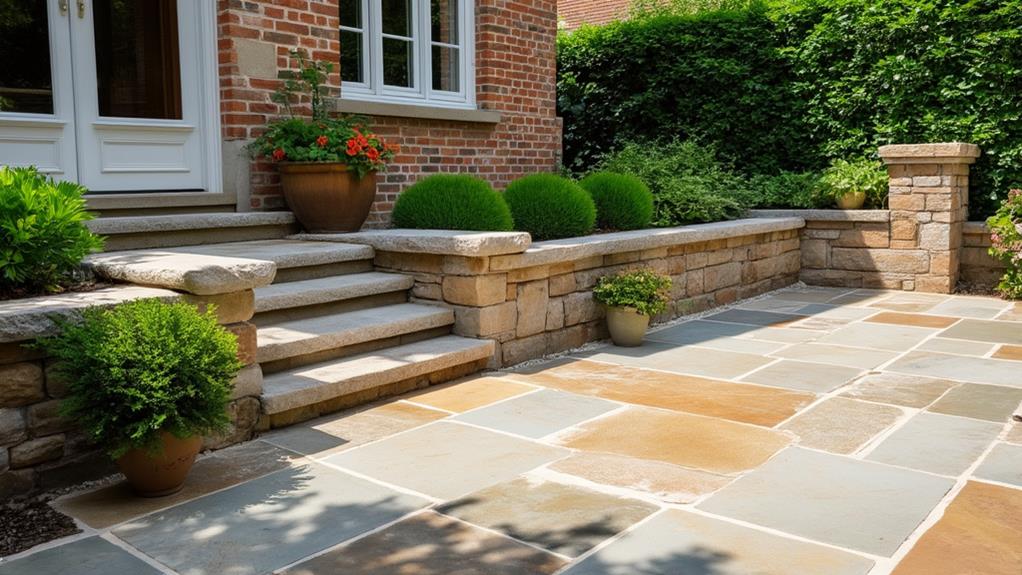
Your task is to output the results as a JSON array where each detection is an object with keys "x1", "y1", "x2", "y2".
[
  {"x1": 0, "y1": 285, "x2": 179, "y2": 343},
  {"x1": 749, "y1": 209, "x2": 890, "y2": 222},
  {"x1": 294, "y1": 229, "x2": 533, "y2": 257},
  {"x1": 86, "y1": 212, "x2": 295, "y2": 235},
  {"x1": 963, "y1": 221, "x2": 991, "y2": 234},
  {"x1": 489, "y1": 218, "x2": 805, "y2": 271},
  {"x1": 86, "y1": 251, "x2": 276, "y2": 295},
  {"x1": 878, "y1": 143, "x2": 981, "y2": 164}
]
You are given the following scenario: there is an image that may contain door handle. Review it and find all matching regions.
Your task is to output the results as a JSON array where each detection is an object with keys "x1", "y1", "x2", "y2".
[
  {"x1": 58, "y1": 0, "x2": 69, "y2": 15},
  {"x1": 76, "y1": 0, "x2": 85, "y2": 18}
]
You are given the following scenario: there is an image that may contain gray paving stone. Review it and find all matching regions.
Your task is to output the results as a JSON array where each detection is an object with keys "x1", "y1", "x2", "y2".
[
  {"x1": 0, "y1": 537, "x2": 162, "y2": 575},
  {"x1": 768, "y1": 286, "x2": 855, "y2": 303},
  {"x1": 818, "y1": 322, "x2": 937, "y2": 352},
  {"x1": 698, "y1": 447, "x2": 954, "y2": 556},
  {"x1": 112, "y1": 463, "x2": 428, "y2": 575},
  {"x1": 703, "y1": 309, "x2": 805, "y2": 327},
  {"x1": 928, "y1": 297, "x2": 1011, "y2": 319},
  {"x1": 840, "y1": 373, "x2": 959, "y2": 408},
  {"x1": 325, "y1": 422, "x2": 568, "y2": 499},
  {"x1": 866, "y1": 412, "x2": 1002, "y2": 476},
  {"x1": 740, "y1": 360, "x2": 863, "y2": 393},
  {"x1": 916, "y1": 337, "x2": 995, "y2": 356},
  {"x1": 940, "y1": 319, "x2": 1022, "y2": 345},
  {"x1": 928, "y1": 383, "x2": 1022, "y2": 422},
  {"x1": 772, "y1": 343, "x2": 901, "y2": 370},
  {"x1": 974, "y1": 443, "x2": 1022, "y2": 487},
  {"x1": 887, "y1": 351, "x2": 1022, "y2": 388},
  {"x1": 576, "y1": 344, "x2": 772, "y2": 380},
  {"x1": 453, "y1": 389, "x2": 618, "y2": 439},
  {"x1": 562, "y1": 509, "x2": 874, "y2": 575},
  {"x1": 737, "y1": 297, "x2": 821, "y2": 314},
  {"x1": 648, "y1": 320, "x2": 766, "y2": 345}
]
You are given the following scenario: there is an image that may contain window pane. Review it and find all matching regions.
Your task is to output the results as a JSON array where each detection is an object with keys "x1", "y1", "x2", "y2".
[
  {"x1": 93, "y1": 0, "x2": 182, "y2": 119},
  {"x1": 339, "y1": 0, "x2": 362, "y2": 28},
  {"x1": 382, "y1": 38, "x2": 414, "y2": 88},
  {"x1": 431, "y1": 46, "x2": 459, "y2": 92},
  {"x1": 340, "y1": 31, "x2": 364, "y2": 83},
  {"x1": 431, "y1": 0, "x2": 459, "y2": 45},
  {"x1": 0, "y1": 0, "x2": 53, "y2": 114},
  {"x1": 381, "y1": 0, "x2": 412, "y2": 37}
]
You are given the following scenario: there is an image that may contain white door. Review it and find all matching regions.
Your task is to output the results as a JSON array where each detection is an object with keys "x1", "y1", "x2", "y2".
[{"x1": 0, "y1": 0, "x2": 214, "y2": 193}]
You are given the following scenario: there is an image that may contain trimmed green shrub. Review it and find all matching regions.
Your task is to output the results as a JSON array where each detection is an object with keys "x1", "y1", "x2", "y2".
[
  {"x1": 503, "y1": 174, "x2": 596, "y2": 240},
  {"x1": 580, "y1": 172, "x2": 654, "y2": 230},
  {"x1": 986, "y1": 189, "x2": 1022, "y2": 299},
  {"x1": 40, "y1": 299, "x2": 242, "y2": 458},
  {"x1": 0, "y1": 166, "x2": 104, "y2": 297},
  {"x1": 593, "y1": 269, "x2": 673, "y2": 317},
  {"x1": 747, "y1": 171, "x2": 824, "y2": 209},
  {"x1": 392, "y1": 174, "x2": 514, "y2": 231}
]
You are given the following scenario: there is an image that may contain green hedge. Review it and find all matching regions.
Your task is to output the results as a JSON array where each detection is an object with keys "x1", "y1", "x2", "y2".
[
  {"x1": 558, "y1": 0, "x2": 1022, "y2": 217},
  {"x1": 392, "y1": 174, "x2": 514, "y2": 231}
]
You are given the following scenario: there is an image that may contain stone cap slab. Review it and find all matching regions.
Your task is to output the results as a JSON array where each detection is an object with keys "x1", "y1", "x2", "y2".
[
  {"x1": 489, "y1": 218, "x2": 805, "y2": 271},
  {"x1": 0, "y1": 285, "x2": 179, "y2": 343},
  {"x1": 963, "y1": 221, "x2": 991, "y2": 235},
  {"x1": 879, "y1": 143, "x2": 981, "y2": 164},
  {"x1": 749, "y1": 209, "x2": 890, "y2": 222},
  {"x1": 86, "y1": 212, "x2": 295, "y2": 235},
  {"x1": 293, "y1": 229, "x2": 532, "y2": 257},
  {"x1": 86, "y1": 251, "x2": 276, "y2": 295}
]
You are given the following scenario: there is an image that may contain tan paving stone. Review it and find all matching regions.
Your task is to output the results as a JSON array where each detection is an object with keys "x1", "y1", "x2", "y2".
[
  {"x1": 1008, "y1": 424, "x2": 1022, "y2": 444},
  {"x1": 840, "y1": 373, "x2": 959, "y2": 408},
  {"x1": 993, "y1": 344, "x2": 1022, "y2": 361},
  {"x1": 866, "y1": 311, "x2": 960, "y2": 329},
  {"x1": 549, "y1": 452, "x2": 732, "y2": 504},
  {"x1": 996, "y1": 303, "x2": 1022, "y2": 322},
  {"x1": 262, "y1": 400, "x2": 447, "y2": 456},
  {"x1": 868, "y1": 293, "x2": 948, "y2": 313},
  {"x1": 916, "y1": 337, "x2": 995, "y2": 356},
  {"x1": 557, "y1": 406, "x2": 791, "y2": 475},
  {"x1": 508, "y1": 360, "x2": 814, "y2": 427},
  {"x1": 54, "y1": 441, "x2": 300, "y2": 529},
  {"x1": 892, "y1": 481, "x2": 1022, "y2": 575},
  {"x1": 405, "y1": 375, "x2": 535, "y2": 413},
  {"x1": 780, "y1": 397, "x2": 904, "y2": 454}
]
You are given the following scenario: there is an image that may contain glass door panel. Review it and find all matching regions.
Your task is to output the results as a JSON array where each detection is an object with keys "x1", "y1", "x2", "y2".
[{"x1": 0, "y1": 0, "x2": 55, "y2": 114}]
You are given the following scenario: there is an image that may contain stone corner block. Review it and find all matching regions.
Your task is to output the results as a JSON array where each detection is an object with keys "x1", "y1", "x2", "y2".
[
  {"x1": 87, "y1": 251, "x2": 276, "y2": 295},
  {"x1": 442, "y1": 274, "x2": 507, "y2": 307},
  {"x1": 878, "y1": 143, "x2": 981, "y2": 164},
  {"x1": 297, "y1": 229, "x2": 532, "y2": 257}
]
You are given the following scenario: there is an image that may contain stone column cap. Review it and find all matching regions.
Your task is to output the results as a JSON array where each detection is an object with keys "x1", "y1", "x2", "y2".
[{"x1": 878, "y1": 143, "x2": 980, "y2": 164}]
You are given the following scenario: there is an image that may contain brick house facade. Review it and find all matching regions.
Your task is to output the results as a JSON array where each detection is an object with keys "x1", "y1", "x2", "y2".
[
  {"x1": 218, "y1": 0, "x2": 562, "y2": 227},
  {"x1": 558, "y1": 0, "x2": 631, "y2": 30}
]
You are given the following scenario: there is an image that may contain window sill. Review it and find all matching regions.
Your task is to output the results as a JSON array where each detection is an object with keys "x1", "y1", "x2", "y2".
[{"x1": 332, "y1": 98, "x2": 502, "y2": 124}]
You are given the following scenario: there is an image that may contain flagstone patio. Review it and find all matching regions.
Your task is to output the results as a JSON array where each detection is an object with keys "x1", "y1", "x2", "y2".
[{"x1": 3, "y1": 286, "x2": 1022, "y2": 574}]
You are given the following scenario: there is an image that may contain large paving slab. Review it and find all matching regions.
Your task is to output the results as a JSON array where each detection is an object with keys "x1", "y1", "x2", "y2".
[
  {"x1": 886, "y1": 350, "x2": 1022, "y2": 388},
  {"x1": 453, "y1": 389, "x2": 618, "y2": 439},
  {"x1": 891, "y1": 481, "x2": 1022, "y2": 574},
  {"x1": 548, "y1": 452, "x2": 732, "y2": 504},
  {"x1": 575, "y1": 344, "x2": 772, "y2": 380},
  {"x1": 283, "y1": 511, "x2": 565, "y2": 575},
  {"x1": 927, "y1": 296, "x2": 1011, "y2": 319},
  {"x1": 866, "y1": 311, "x2": 960, "y2": 329},
  {"x1": 325, "y1": 422, "x2": 568, "y2": 499},
  {"x1": 866, "y1": 412, "x2": 1002, "y2": 476},
  {"x1": 770, "y1": 343, "x2": 899, "y2": 369},
  {"x1": 404, "y1": 376, "x2": 536, "y2": 413},
  {"x1": 780, "y1": 397, "x2": 904, "y2": 454},
  {"x1": 508, "y1": 360, "x2": 814, "y2": 427},
  {"x1": 562, "y1": 509, "x2": 874, "y2": 575},
  {"x1": 702, "y1": 308, "x2": 805, "y2": 327},
  {"x1": 112, "y1": 463, "x2": 429, "y2": 575},
  {"x1": 973, "y1": 443, "x2": 1022, "y2": 487},
  {"x1": 867, "y1": 293, "x2": 947, "y2": 313},
  {"x1": 817, "y1": 322, "x2": 937, "y2": 351},
  {"x1": 993, "y1": 344, "x2": 1022, "y2": 360},
  {"x1": 698, "y1": 447, "x2": 955, "y2": 556},
  {"x1": 0, "y1": 536, "x2": 163, "y2": 575},
  {"x1": 438, "y1": 477, "x2": 658, "y2": 557},
  {"x1": 939, "y1": 318, "x2": 1022, "y2": 344},
  {"x1": 916, "y1": 337, "x2": 994, "y2": 356},
  {"x1": 927, "y1": 383, "x2": 1022, "y2": 422},
  {"x1": 557, "y1": 406, "x2": 790, "y2": 475},
  {"x1": 740, "y1": 359, "x2": 863, "y2": 393},
  {"x1": 839, "y1": 373, "x2": 958, "y2": 408}
]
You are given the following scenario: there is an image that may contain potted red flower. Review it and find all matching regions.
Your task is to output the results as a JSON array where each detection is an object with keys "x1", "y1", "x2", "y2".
[{"x1": 250, "y1": 51, "x2": 396, "y2": 232}]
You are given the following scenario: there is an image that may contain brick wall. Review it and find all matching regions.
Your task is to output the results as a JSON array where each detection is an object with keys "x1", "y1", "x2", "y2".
[
  {"x1": 217, "y1": 0, "x2": 561, "y2": 224},
  {"x1": 558, "y1": 0, "x2": 632, "y2": 30}
]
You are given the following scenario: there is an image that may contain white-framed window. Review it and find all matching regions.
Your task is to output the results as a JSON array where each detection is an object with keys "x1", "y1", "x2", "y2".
[{"x1": 340, "y1": 0, "x2": 474, "y2": 108}]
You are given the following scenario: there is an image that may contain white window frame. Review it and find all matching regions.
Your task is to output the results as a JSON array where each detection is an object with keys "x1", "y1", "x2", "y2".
[{"x1": 340, "y1": 0, "x2": 475, "y2": 109}]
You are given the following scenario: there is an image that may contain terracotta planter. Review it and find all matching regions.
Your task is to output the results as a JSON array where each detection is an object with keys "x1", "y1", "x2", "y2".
[
  {"x1": 835, "y1": 190, "x2": 866, "y2": 210},
  {"x1": 277, "y1": 162, "x2": 378, "y2": 232},
  {"x1": 606, "y1": 306, "x2": 651, "y2": 347},
  {"x1": 116, "y1": 432, "x2": 202, "y2": 497}
]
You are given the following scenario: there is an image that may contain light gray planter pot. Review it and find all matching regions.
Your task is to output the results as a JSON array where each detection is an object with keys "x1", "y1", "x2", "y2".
[{"x1": 606, "y1": 306, "x2": 650, "y2": 347}]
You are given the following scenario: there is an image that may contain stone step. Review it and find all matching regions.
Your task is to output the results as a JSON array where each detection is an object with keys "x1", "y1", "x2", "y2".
[
  {"x1": 254, "y1": 273, "x2": 414, "y2": 315},
  {"x1": 257, "y1": 303, "x2": 455, "y2": 365},
  {"x1": 260, "y1": 335, "x2": 495, "y2": 416},
  {"x1": 164, "y1": 240, "x2": 376, "y2": 283},
  {"x1": 88, "y1": 212, "x2": 299, "y2": 251}
]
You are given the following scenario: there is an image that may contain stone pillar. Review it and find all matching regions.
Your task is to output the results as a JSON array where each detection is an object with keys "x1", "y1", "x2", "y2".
[{"x1": 878, "y1": 143, "x2": 980, "y2": 293}]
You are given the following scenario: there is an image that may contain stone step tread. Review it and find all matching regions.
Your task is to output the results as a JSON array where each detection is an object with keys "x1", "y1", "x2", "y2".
[
  {"x1": 261, "y1": 335, "x2": 495, "y2": 414},
  {"x1": 257, "y1": 303, "x2": 455, "y2": 364},
  {"x1": 254, "y1": 273, "x2": 414, "y2": 314},
  {"x1": 87, "y1": 212, "x2": 296, "y2": 234},
  {"x1": 161, "y1": 239, "x2": 375, "y2": 269}
]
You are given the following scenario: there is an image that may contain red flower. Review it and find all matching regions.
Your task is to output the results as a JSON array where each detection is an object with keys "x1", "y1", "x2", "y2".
[
  {"x1": 316, "y1": 135, "x2": 329, "y2": 147},
  {"x1": 272, "y1": 148, "x2": 286, "y2": 161},
  {"x1": 345, "y1": 147, "x2": 358, "y2": 157},
  {"x1": 366, "y1": 147, "x2": 380, "y2": 162}
]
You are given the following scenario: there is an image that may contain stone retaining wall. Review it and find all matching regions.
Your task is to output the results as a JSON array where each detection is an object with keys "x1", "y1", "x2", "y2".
[{"x1": 961, "y1": 221, "x2": 1006, "y2": 289}]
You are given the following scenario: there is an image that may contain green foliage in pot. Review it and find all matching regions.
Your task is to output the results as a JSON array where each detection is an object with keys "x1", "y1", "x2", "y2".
[
  {"x1": 0, "y1": 166, "x2": 104, "y2": 298},
  {"x1": 579, "y1": 172, "x2": 654, "y2": 231},
  {"x1": 817, "y1": 158, "x2": 888, "y2": 209},
  {"x1": 593, "y1": 269, "x2": 673, "y2": 317},
  {"x1": 392, "y1": 174, "x2": 514, "y2": 231},
  {"x1": 503, "y1": 174, "x2": 597, "y2": 240},
  {"x1": 987, "y1": 189, "x2": 1022, "y2": 299},
  {"x1": 39, "y1": 299, "x2": 242, "y2": 458}
]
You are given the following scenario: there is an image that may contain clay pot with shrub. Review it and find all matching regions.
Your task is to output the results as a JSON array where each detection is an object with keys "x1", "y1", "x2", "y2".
[
  {"x1": 593, "y1": 270, "x2": 672, "y2": 347},
  {"x1": 819, "y1": 158, "x2": 888, "y2": 210}
]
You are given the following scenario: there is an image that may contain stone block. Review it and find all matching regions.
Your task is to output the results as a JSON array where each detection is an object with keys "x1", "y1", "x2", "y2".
[
  {"x1": 641, "y1": 247, "x2": 669, "y2": 260},
  {"x1": 546, "y1": 299, "x2": 565, "y2": 331},
  {"x1": 505, "y1": 283, "x2": 517, "y2": 301},
  {"x1": 516, "y1": 280, "x2": 550, "y2": 338},
  {"x1": 831, "y1": 248, "x2": 931, "y2": 274},
  {"x1": 547, "y1": 325, "x2": 589, "y2": 355},
  {"x1": 564, "y1": 291, "x2": 603, "y2": 326},
  {"x1": 924, "y1": 194, "x2": 952, "y2": 211},
  {"x1": 686, "y1": 252, "x2": 708, "y2": 270},
  {"x1": 442, "y1": 274, "x2": 507, "y2": 306},
  {"x1": 507, "y1": 265, "x2": 550, "y2": 283},
  {"x1": 412, "y1": 282, "x2": 442, "y2": 301},
  {"x1": 224, "y1": 322, "x2": 258, "y2": 365},
  {"x1": 0, "y1": 362, "x2": 44, "y2": 407},
  {"x1": 714, "y1": 287, "x2": 739, "y2": 305},
  {"x1": 804, "y1": 229, "x2": 841, "y2": 240},
  {"x1": 706, "y1": 249, "x2": 733, "y2": 266},
  {"x1": 801, "y1": 239, "x2": 829, "y2": 269},
  {"x1": 0, "y1": 408, "x2": 26, "y2": 446},
  {"x1": 442, "y1": 256, "x2": 489, "y2": 275},
  {"x1": 703, "y1": 262, "x2": 742, "y2": 292},
  {"x1": 915, "y1": 276, "x2": 954, "y2": 294},
  {"x1": 10, "y1": 434, "x2": 64, "y2": 468},
  {"x1": 0, "y1": 342, "x2": 44, "y2": 366},
  {"x1": 918, "y1": 223, "x2": 951, "y2": 250},
  {"x1": 231, "y1": 364, "x2": 263, "y2": 399},
  {"x1": 549, "y1": 273, "x2": 576, "y2": 296},
  {"x1": 604, "y1": 252, "x2": 641, "y2": 266},
  {"x1": 502, "y1": 334, "x2": 547, "y2": 366},
  {"x1": 888, "y1": 194, "x2": 926, "y2": 211},
  {"x1": 685, "y1": 269, "x2": 705, "y2": 296},
  {"x1": 27, "y1": 400, "x2": 72, "y2": 436},
  {"x1": 452, "y1": 302, "x2": 517, "y2": 337},
  {"x1": 912, "y1": 176, "x2": 942, "y2": 187},
  {"x1": 891, "y1": 219, "x2": 918, "y2": 241},
  {"x1": 667, "y1": 256, "x2": 686, "y2": 275},
  {"x1": 573, "y1": 256, "x2": 604, "y2": 271},
  {"x1": 44, "y1": 361, "x2": 68, "y2": 398},
  {"x1": 205, "y1": 396, "x2": 262, "y2": 450},
  {"x1": 833, "y1": 223, "x2": 890, "y2": 248},
  {"x1": 374, "y1": 251, "x2": 444, "y2": 273},
  {"x1": 0, "y1": 469, "x2": 34, "y2": 499},
  {"x1": 182, "y1": 289, "x2": 255, "y2": 324}
]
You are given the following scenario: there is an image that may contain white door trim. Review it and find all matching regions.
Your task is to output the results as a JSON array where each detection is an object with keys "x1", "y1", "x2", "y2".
[{"x1": 198, "y1": 0, "x2": 224, "y2": 196}]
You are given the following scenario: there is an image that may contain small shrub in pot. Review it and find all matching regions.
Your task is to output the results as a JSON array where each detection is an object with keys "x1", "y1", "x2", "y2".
[
  {"x1": 503, "y1": 174, "x2": 596, "y2": 240},
  {"x1": 40, "y1": 299, "x2": 242, "y2": 497},
  {"x1": 392, "y1": 174, "x2": 514, "y2": 231},
  {"x1": 818, "y1": 158, "x2": 887, "y2": 209},
  {"x1": 592, "y1": 269, "x2": 672, "y2": 346}
]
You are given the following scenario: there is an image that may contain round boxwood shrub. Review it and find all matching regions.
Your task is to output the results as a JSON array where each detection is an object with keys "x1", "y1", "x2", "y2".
[
  {"x1": 391, "y1": 174, "x2": 513, "y2": 231},
  {"x1": 503, "y1": 174, "x2": 596, "y2": 240},
  {"x1": 580, "y1": 172, "x2": 654, "y2": 231},
  {"x1": 40, "y1": 299, "x2": 242, "y2": 458}
]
